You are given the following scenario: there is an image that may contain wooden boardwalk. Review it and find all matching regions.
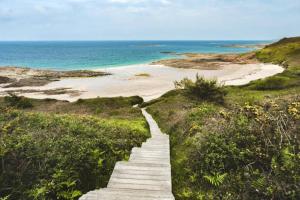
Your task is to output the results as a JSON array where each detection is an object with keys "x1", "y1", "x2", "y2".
[{"x1": 80, "y1": 109, "x2": 175, "y2": 200}]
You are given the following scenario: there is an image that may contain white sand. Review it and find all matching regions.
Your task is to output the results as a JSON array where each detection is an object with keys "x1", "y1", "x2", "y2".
[{"x1": 0, "y1": 63, "x2": 284, "y2": 102}]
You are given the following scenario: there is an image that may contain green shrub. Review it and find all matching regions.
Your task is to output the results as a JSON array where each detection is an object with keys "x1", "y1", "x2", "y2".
[
  {"x1": 75, "y1": 96, "x2": 143, "y2": 107},
  {"x1": 187, "y1": 101, "x2": 300, "y2": 199},
  {"x1": 175, "y1": 74, "x2": 227, "y2": 103},
  {"x1": 147, "y1": 94, "x2": 300, "y2": 200},
  {"x1": 0, "y1": 109, "x2": 149, "y2": 200},
  {"x1": 251, "y1": 76, "x2": 292, "y2": 90},
  {"x1": 4, "y1": 93, "x2": 33, "y2": 109}
]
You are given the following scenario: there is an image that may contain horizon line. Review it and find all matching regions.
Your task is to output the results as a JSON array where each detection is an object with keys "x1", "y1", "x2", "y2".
[{"x1": 0, "y1": 39, "x2": 276, "y2": 42}]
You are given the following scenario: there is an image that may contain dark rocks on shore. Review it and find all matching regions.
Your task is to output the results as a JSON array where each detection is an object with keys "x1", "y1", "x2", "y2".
[
  {"x1": 1, "y1": 69, "x2": 111, "y2": 88},
  {"x1": 0, "y1": 76, "x2": 14, "y2": 84},
  {"x1": 3, "y1": 77, "x2": 59, "y2": 88},
  {"x1": 2, "y1": 87, "x2": 81, "y2": 96},
  {"x1": 152, "y1": 52, "x2": 258, "y2": 70},
  {"x1": 36, "y1": 70, "x2": 111, "y2": 79}
]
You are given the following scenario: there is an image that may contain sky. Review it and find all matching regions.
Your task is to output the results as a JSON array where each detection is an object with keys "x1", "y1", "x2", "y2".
[{"x1": 0, "y1": 0, "x2": 299, "y2": 40}]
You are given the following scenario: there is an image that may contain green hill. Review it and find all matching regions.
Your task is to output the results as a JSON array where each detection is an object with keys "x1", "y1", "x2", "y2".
[
  {"x1": 257, "y1": 36, "x2": 300, "y2": 67},
  {"x1": 249, "y1": 37, "x2": 300, "y2": 90}
]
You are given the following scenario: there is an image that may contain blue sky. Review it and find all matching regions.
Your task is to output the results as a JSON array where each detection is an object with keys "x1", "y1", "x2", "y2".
[{"x1": 0, "y1": 0, "x2": 299, "y2": 40}]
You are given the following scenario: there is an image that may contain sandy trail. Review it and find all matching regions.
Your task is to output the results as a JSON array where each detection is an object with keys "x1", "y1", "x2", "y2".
[{"x1": 0, "y1": 63, "x2": 284, "y2": 102}]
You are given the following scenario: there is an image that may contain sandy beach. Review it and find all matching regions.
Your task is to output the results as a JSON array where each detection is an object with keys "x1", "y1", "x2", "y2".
[{"x1": 0, "y1": 63, "x2": 284, "y2": 101}]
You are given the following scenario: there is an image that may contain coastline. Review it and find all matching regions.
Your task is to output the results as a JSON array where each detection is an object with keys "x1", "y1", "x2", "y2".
[{"x1": 0, "y1": 61, "x2": 284, "y2": 102}]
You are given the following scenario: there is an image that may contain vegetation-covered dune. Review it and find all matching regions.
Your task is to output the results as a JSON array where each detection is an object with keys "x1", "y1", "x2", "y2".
[
  {"x1": 251, "y1": 36, "x2": 300, "y2": 90},
  {"x1": 0, "y1": 96, "x2": 149, "y2": 200},
  {"x1": 145, "y1": 37, "x2": 300, "y2": 199}
]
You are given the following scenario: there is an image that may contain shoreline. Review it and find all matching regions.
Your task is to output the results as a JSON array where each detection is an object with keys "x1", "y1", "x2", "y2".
[{"x1": 0, "y1": 61, "x2": 284, "y2": 102}]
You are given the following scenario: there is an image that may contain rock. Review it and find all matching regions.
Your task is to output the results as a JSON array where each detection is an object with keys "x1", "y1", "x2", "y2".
[
  {"x1": 3, "y1": 77, "x2": 58, "y2": 88},
  {"x1": 0, "y1": 76, "x2": 13, "y2": 84}
]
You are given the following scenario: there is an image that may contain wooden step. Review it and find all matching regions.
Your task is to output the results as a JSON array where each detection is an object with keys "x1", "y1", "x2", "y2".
[{"x1": 101, "y1": 188, "x2": 175, "y2": 199}]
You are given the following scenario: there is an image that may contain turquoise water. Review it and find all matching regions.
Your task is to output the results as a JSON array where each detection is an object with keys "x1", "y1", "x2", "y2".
[{"x1": 0, "y1": 41, "x2": 269, "y2": 70}]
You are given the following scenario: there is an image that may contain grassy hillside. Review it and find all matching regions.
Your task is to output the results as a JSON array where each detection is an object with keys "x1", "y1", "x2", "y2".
[
  {"x1": 145, "y1": 37, "x2": 300, "y2": 200},
  {"x1": 249, "y1": 37, "x2": 300, "y2": 90},
  {"x1": 256, "y1": 37, "x2": 300, "y2": 66},
  {"x1": 0, "y1": 96, "x2": 149, "y2": 200}
]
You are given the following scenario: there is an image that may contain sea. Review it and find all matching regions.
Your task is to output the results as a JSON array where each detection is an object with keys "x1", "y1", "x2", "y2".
[{"x1": 0, "y1": 41, "x2": 270, "y2": 70}]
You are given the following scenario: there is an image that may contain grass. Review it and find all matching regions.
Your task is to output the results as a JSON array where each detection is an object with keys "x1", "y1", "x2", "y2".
[
  {"x1": 0, "y1": 96, "x2": 144, "y2": 120},
  {"x1": 248, "y1": 37, "x2": 300, "y2": 91},
  {"x1": 4, "y1": 93, "x2": 33, "y2": 109},
  {"x1": 246, "y1": 69, "x2": 300, "y2": 91},
  {"x1": 256, "y1": 37, "x2": 300, "y2": 65},
  {"x1": 230, "y1": 36, "x2": 300, "y2": 103},
  {"x1": 0, "y1": 96, "x2": 149, "y2": 200}
]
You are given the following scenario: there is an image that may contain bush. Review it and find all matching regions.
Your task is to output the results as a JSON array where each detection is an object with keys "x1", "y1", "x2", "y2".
[
  {"x1": 188, "y1": 101, "x2": 300, "y2": 199},
  {"x1": 175, "y1": 74, "x2": 227, "y2": 103},
  {"x1": 147, "y1": 95, "x2": 300, "y2": 200},
  {"x1": 251, "y1": 76, "x2": 292, "y2": 90},
  {"x1": 0, "y1": 109, "x2": 149, "y2": 200},
  {"x1": 4, "y1": 93, "x2": 33, "y2": 108},
  {"x1": 75, "y1": 96, "x2": 143, "y2": 108}
]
